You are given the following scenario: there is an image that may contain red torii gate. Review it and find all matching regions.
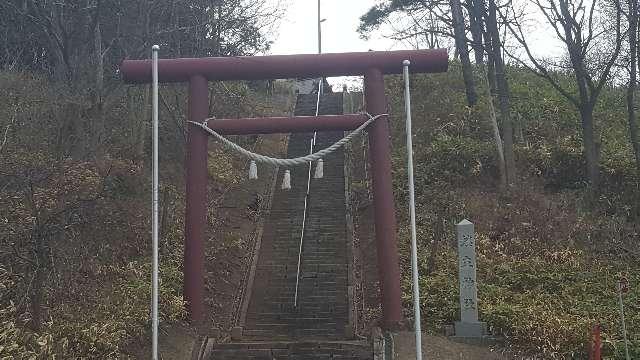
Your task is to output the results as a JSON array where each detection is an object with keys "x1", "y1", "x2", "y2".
[{"x1": 121, "y1": 49, "x2": 448, "y2": 330}]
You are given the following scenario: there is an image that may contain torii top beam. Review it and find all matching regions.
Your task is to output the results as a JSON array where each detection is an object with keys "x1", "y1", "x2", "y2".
[{"x1": 120, "y1": 49, "x2": 448, "y2": 84}]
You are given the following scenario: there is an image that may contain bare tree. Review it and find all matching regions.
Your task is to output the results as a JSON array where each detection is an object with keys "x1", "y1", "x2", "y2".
[
  {"x1": 451, "y1": 0, "x2": 480, "y2": 105},
  {"x1": 358, "y1": 0, "x2": 453, "y2": 49},
  {"x1": 625, "y1": 0, "x2": 640, "y2": 170},
  {"x1": 501, "y1": 0, "x2": 623, "y2": 189},
  {"x1": 486, "y1": 0, "x2": 517, "y2": 184},
  {"x1": 0, "y1": 0, "x2": 284, "y2": 162},
  {"x1": 5, "y1": 162, "x2": 107, "y2": 331},
  {"x1": 468, "y1": 0, "x2": 507, "y2": 188},
  {"x1": 466, "y1": 0, "x2": 488, "y2": 64},
  {"x1": 359, "y1": 0, "x2": 516, "y2": 189}
]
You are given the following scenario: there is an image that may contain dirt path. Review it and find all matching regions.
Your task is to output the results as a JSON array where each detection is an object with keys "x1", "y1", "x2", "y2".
[{"x1": 394, "y1": 332, "x2": 520, "y2": 360}]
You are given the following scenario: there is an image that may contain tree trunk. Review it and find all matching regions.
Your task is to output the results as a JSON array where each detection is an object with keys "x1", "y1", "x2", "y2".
[
  {"x1": 466, "y1": 0, "x2": 485, "y2": 64},
  {"x1": 627, "y1": 0, "x2": 640, "y2": 170},
  {"x1": 450, "y1": 0, "x2": 478, "y2": 106},
  {"x1": 481, "y1": 65, "x2": 507, "y2": 189},
  {"x1": 581, "y1": 106, "x2": 600, "y2": 188},
  {"x1": 29, "y1": 265, "x2": 45, "y2": 332},
  {"x1": 93, "y1": 17, "x2": 105, "y2": 160},
  {"x1": 468, "y1": 0, "x2": 506, "y2": 188},
  {"x1": 514, "y1": 112, "x2": 524, "y2": 143},
  {"x1": 425, "y1": 219, "x2": 443, "y2": 275},
  {"x1": 29, "y1": 229, "x2": 47, "y2": 332},
  {"x1": 487, "y1": 0, "x2": 516, "y2": 185},
  {"x1": 558, "y1": 0, "x2": 602, "y2": 189},
  {"x1": 128, "y1": 87, "x2": 148, "y2": 163},
  {"x1": 160, "y1": 190, "x2": 171, "y2": 238},
  {"x1": 478, "y1": 0, "x2": 497, "y2": 95}
]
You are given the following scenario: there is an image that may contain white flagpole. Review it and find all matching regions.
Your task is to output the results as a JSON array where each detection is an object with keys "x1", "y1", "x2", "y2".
[
  {"x1": 151, "y1": 45, "x2": 160, "y2": 360},
  {"x1": 403, "y1": 60, "x2": 423, "y2": 360}
]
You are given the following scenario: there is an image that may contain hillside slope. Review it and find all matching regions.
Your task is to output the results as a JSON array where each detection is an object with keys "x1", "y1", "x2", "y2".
[
  {"x1": 2, "y1": 65, "x2": 639, "y2": 359},
  {"x1": 0, "y1": 73, "x2": 295, "y2": 358},
  {"x1": 380, "y1": 65, "x2": 640, "y2": 359}
]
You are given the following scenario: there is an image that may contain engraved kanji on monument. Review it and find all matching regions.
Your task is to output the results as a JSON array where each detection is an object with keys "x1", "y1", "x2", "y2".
[{"x1": 454, "y1": 219, "x2": 487, "y2": 338}]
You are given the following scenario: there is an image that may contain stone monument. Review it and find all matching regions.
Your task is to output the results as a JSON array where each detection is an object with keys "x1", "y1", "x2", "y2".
[{"x1": 454, "y1": 219, "x2": 487, "y2": 337}]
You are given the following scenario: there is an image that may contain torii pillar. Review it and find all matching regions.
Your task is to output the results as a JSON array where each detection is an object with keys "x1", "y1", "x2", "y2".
[
  {"x1": 364, "y1": 68, "x2": 403, "y2": 327},
  {"x1": 120, "y1": 49, "x2": 448, "y2": 330},
  {"x1": 184, "y1": 75, "x2": 208, "y2": 326}
]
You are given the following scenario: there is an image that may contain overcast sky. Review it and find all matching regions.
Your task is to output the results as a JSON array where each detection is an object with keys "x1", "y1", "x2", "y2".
[
  {"x1": 268, "y1": 0, "x2": 400, "y2": 55},
  {"x1": 265, "y1": 0, "x2": 565, "y2": 89},
  {"x1": 267, "y1": 0, "x2": 429, "y2": 88},
  {"x1": 267, "y1": 0, "x2": 564, "y2": 58}
]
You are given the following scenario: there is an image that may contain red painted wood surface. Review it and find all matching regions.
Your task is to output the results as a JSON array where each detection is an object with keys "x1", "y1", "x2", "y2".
[
  {"x1": 206, "y1": 114, "x2": 368, "y2": 135},
  {"x1": 121, "y1": 49, "x2": 448, "y2": 83},
  {"x1": 184, "y1": 75, "x2": 208, "y2": 326},
  {"x1": 589, "y1": 323, "x2": 602, "y2": 360},
  {"x1": 364, "y1": 68, "x2": 403, "y2": 329}
]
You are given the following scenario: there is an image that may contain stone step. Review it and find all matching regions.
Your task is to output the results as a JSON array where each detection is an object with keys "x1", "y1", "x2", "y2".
[
  {"x1": 250, "y1": 280, "x2": 348, "y2": 289},
  {"x1": 252, "y1": 269, "x2": 348, "y2": 274},
  {"x1": 265, "y1": 243, "x2": 347, "y2": 248},
  {"x1": 249, "y1": 276, "x2": 348, "y2": 283},
  {"x1": 251, "y1": 267, "x2": 346, "y2": 273},
  {"x1": 241, "y1": 329, "x2": 346, "y2": 340},
  {"x1": 245, "y1": 313, "x2": 348, "y2": 323},
  {"x1": 255, "y1": 261, "x2": 348, "y2": 267},
  {"x1": 250, "y1": 286, "x2": 348, "y2": 295},
  {"x1": 252, "y1": 280, "x2": 348, "y2": 287},
  {"x1": 260, "y1": 247, "x2": 347, "y2": 253},
  {"x1": 258, "y1": 258, "x2": 348, "y2": 265},
  {"x1": 248, "y1": 304, "x2": 349, "y2": 314},
  {"x1": 250, "y1": 300, "x2": 348, "y2": 306},
  {"x1": 249, "y1": 301, "x2": 347, "y2": 310},
  {"x1": 208, "y1": 340, "x2": 373, "y2": 359},
  {"x1": 250, "y1": 287, "x2": 345, "y2": 295},
  {"x1": 250, "y1": 275, "x2": 348, "y2": 283},
  {"x1": 246, "y1": 322, "x2": 341, "y2": 331}
]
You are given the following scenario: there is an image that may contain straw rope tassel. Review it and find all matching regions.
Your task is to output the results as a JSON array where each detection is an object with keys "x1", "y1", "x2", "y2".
[
  {"x1": 249, "y1": 160, "x2": 258, "y2": 180},
  {"x1": 314, "y1": 159, "x2": 324, "y2": 179},
  {"x1": 282, "y1": 170, "x2": 291, "y2": 190}
]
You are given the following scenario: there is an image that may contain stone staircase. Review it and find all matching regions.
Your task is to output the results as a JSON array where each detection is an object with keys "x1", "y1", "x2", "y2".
[{"x1": 207, "y1": 93, "x2": 372, "y2": 359}]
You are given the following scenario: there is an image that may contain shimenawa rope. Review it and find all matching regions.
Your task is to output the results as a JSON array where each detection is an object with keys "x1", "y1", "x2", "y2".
[{"x1": 187, "y1": 112, "x2": 387, "y2": 167}]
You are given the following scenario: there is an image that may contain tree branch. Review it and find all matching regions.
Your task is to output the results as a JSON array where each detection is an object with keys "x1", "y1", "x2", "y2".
[
  {"x1": 0, "y1": 106, "x2": 17, "y2": 155},
  {"x1": 591, "y1": 0, "x2": 623, "y2": 101},
  {"x1": 499, "y1": 5, "x2": 580, "y2": 105}
]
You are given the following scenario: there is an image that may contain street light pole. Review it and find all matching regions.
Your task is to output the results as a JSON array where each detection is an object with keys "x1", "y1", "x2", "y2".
[
  {"x1": 317, "y1": 0, "x2": 325, "y2": 94},
  {"x1": 317, "y1": 0, "x2": 322, "y2": 54},
  {"x1": 317, "y1": 0, "x2": 327, "y2": 94}
]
